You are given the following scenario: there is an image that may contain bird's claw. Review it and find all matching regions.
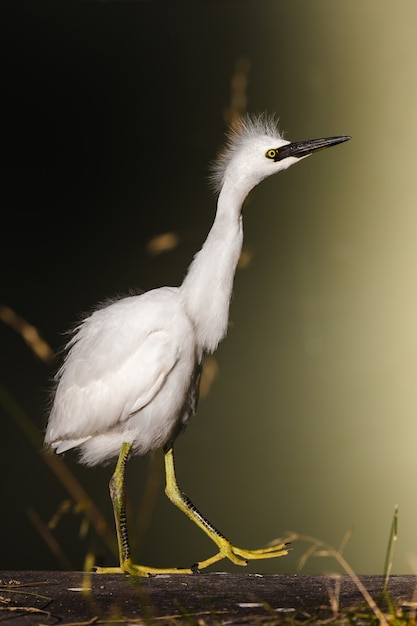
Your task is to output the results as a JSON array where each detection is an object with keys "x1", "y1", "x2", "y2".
[
  {"x1": 195, "y1": 538, "x2": 288, "y2": 571},
  {"x1": 95, "y1": 558, "x2": 194, "y2": 577},
  {"x1": 232, "y1": 542, "x2": 289, "y2": 561},
  {"x1": 94, "y1": 541, "x2": 288, "y2": 576}
]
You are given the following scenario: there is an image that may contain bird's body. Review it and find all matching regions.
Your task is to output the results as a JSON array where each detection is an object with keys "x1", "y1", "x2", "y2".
[
  {"x1": 45, "y1": 115, "x2": 350, "y2": 575},
  {"x1": 47, "y1": 288, "x2": 203, "y2": 464}
]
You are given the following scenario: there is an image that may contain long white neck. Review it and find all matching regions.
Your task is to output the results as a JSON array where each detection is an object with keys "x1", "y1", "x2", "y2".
[{"x1": 180, "y1": 178, "x2": 247, "y2": 353}]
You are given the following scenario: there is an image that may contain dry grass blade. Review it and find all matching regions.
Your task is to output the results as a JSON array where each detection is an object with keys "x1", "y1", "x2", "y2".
[
  {"x1": 0, "y1": 385, "x2": 115, "y2": 555},
  {"x1": 26, "y1": 505, "x2": 74, "y2": 570},
  {"x1": 291, "y1": 531, "x2": 390, "y2": 626},
  {"x1": 0, "y1": 304, "x2": 54, "y2": 362}
]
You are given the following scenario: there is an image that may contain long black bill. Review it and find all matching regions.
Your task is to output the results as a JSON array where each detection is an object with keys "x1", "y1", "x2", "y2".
[{"x1": 274, "y1": 135, "x2": 351, "y2": 162}]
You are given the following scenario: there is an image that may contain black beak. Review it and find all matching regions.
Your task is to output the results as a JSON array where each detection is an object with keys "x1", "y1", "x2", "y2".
[{"x1": 274, "y1": 135, "x2": 351, "y2": 161}]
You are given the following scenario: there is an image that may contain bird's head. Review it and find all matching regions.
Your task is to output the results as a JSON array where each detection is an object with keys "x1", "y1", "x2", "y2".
[{"x1": 211, "y1": 114, "x2": 350, "y2": 198}]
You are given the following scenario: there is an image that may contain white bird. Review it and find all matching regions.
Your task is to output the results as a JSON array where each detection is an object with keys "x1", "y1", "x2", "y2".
[{"x1": 45, "y1": 115, "x2": 350, "y2": 576}]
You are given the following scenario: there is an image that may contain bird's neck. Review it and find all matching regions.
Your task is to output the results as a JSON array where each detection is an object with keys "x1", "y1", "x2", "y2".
[{"x1": 180, "y1": 181, "x2": 245, "y2": 353}]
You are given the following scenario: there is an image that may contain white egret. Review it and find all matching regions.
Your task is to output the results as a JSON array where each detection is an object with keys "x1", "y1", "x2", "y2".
[{"x1": 45, "y1": 115, "x2": 350, "y2": 576}]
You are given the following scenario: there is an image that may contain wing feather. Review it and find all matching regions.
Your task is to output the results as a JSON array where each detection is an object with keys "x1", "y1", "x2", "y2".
[{"x1": 46, "y1": 289, "x2": 185, "y2": 445}]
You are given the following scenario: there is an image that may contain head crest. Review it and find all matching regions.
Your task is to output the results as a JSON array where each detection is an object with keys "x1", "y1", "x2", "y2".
[{"x1": 210, "y1": 113, "x2": 283, "y2": 192}]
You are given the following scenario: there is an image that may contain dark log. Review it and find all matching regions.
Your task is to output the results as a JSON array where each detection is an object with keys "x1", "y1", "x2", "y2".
[{"x1": 1, "y1": 571, "x2": 416, "y2": 625}]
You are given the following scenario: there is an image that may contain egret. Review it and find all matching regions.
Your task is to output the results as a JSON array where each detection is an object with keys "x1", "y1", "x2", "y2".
[{"x1": 45, "y1": 115, "x2": 350, "y2": 576}]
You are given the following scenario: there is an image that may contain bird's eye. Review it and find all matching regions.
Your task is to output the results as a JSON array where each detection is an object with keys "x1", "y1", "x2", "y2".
[{"x1": 265, "y1": 149, "x2": 277, "y2": 160}]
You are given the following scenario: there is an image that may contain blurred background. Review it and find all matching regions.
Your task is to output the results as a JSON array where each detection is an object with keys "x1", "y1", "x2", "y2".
[{"x1": 2, "y1": 0, "x2": 417, "y2": 575}]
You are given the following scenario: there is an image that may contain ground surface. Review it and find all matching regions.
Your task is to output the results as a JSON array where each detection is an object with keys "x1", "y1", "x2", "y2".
[{"x1": 1, "y1": 571, "x2": 416, "y2": 625}]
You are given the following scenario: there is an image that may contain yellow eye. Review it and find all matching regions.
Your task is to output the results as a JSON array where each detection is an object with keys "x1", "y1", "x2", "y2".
[{"x1": 266, "y1": 149, "x2": 277, "y2": 159}]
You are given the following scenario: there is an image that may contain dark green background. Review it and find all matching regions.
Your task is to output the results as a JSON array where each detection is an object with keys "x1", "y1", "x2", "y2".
[{"x1": 3, "y1": 1, "x2": 417, "y2": 575}]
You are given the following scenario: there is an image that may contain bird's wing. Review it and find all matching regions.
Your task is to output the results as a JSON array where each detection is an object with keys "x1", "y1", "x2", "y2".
[
  {"x1": 48, "y1": 326, "x2": 181, "y2": 441},
  {"x1": 120, "y1": 329, "x2": 180, "y2": 416}
]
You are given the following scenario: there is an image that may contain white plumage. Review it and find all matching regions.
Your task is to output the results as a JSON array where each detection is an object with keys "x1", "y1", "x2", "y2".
[
  {"x1": 45, "y1": 115, "x2": 350, "y2": 575},
  {"x1": 47, "y1": 288, "x2": 199, "y2": 464}
]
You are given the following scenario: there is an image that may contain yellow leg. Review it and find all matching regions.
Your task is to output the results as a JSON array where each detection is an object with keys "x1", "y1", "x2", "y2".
[
  {"x1": 95, "y1": 443, "x2": 287, "y2": 576},
  {"x1": 95, "y1": 442, "x2": 193, "y2": 576},
  {"x1": 164, "y1": 447, "x2": 288, "y2": 571}
]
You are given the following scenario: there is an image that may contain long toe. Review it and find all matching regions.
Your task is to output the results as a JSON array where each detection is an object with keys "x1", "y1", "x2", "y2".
[
  {"x1": 95, "y1": 559, "x2": 194, "y2": 576},
  {"x1": 232, "y1": 542, "x2": 288, "y2": 561}
]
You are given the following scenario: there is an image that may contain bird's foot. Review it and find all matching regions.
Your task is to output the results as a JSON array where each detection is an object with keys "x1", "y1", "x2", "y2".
[
  {"x1": 94, "y1": 540, "x2": 288, "y2": 576},
  {"x1": 94, "y1": 558, "x2": 194, "y2": 577},
  {"x1": 195, "y1": 537, "x2": 288, "y2": 571}
]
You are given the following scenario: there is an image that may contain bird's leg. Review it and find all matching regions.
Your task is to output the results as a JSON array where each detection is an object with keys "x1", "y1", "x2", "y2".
[
  {"x1": 164, "y1": 447, "x2": 288, "y2": 571},
  {"x1": 95, "y1": 442, "x2": 193, "y2": 576}
]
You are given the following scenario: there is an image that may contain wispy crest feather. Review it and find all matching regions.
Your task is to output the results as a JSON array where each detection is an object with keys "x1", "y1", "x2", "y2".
[{"x1": 210, "y1": 113, "x2": 283, "y2": 192}]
